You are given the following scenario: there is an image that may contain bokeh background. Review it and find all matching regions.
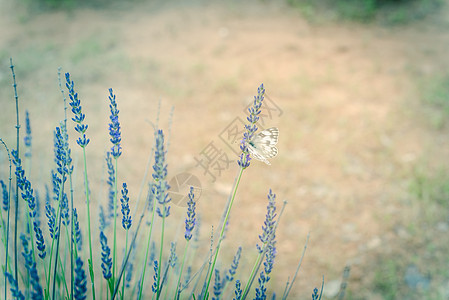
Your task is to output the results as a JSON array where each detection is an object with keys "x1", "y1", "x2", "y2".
[{"x1": 1, "y1": 0, "x2": 449, "y2": 298}]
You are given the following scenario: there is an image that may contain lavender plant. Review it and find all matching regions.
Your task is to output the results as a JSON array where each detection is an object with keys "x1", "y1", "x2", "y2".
[{"x1": 1, "y1": 62, "x2": 321, "y2": 300}]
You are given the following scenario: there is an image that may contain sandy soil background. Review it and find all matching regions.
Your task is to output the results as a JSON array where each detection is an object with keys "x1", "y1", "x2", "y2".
[{"x1": 1, "y1": 0, "x2": 449, "y2": 298}]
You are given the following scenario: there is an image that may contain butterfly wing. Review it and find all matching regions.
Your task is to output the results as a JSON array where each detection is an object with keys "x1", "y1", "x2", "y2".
[{"x1": 248, "y1": 127, "x2": 279, "y2": 165}]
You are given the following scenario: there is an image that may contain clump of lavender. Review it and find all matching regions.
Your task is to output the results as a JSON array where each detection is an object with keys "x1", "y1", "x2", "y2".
[{"x1": 238, "y1": 83, "x2": 265, "y2": 169}]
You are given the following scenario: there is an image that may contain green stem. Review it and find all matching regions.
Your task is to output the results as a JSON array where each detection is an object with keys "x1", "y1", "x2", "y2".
[
  {"x1": 10, "y1": 57, "x2": 20, "y2": 287},
  {"x1": 112, "y1": 158, "x2": 118, "y2": 286},
  {"x1": 82, "y1": 147, "x2": 96, "y2": 300},
  {"x1": 137, "y1": 194, "x2": 156, "y2": 300},
  {"x1": 202, "y1": 167, "x2": 244, "y2": 299},
  {"x1": 0, "y1": 139, "x2": 12, "y2": 300},
  {"x1": 174, "y1": 241, "x2": 189, "y2": 299},
  {"x1": 121, "y1": 229, "x2": 129, "y2": 299},
  {"x1": 156, "y1": 213, "x2": 166, "y2": 299}
]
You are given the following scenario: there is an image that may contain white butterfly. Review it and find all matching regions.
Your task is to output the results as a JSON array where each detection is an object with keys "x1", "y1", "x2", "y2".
[{"x1": 247, "y1": 127, "x2": 279, "y2": 165}]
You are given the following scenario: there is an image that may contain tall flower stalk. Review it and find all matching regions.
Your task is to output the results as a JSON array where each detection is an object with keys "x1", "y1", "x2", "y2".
[
  {"x1": 120, "y1": 182, "x2": 131, "y2": 298},
  {"x1": 175, "y1": 186, "x2": 196, "y2": 299},
  {"x1": 138, "y1": 129, "x2": 170, "y2": 300},
  {"x1": 107, "y1": 88, "x2": 122, "y2": 286},
  {"x1": 244, "y1": 189, "x2": 277, "y2": 298},
  {"x1": 0, "y1": 139, "x2": 13, "y2": 300},
  {"x1": 202, "y1": 83, "x2": 266, "y2": 298},
  {"x1": 65, "y1": 72, "x2": 96, "y2": 300},
  {"x1": 9, "y1": 58, "x2": 21, "y2": 286}
]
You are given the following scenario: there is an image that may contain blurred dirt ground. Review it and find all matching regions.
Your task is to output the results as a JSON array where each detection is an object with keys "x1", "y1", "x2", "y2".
[{"x1": 1, "y1": 0, "x2": 449, "y2": 298}]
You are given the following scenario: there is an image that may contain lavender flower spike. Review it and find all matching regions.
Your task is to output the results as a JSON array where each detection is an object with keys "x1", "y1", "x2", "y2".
[
  {"x1": 5, "y1": 272, "x2": 25, "y2": 300},
  {"x1": 120, "y1": 182, "x2": 132, "y2": 230},
  {"x1": 152, "y1": 260, "x2": 159, "y2": 293},
  {"x1": 1, "y1": 180, "x2": 8, "y2": 211},
  {"x1": 21, "y1": 234, "x2": 43, "y2": 300},
  {"x1": 24, "y1": 110, "x2": 32, "y2": 158},
  {"x1": 65, "y1": 72, "x2": 89, "y2": 147},
  {"x1": 74, "y1": 257, "x2": 87, "y2": 300},
  {"x1": 153, "y1": 129, "x2": 171, "y2": 218},
  {"x1": 73, "y1": 208, "x2": 83, "y2": 251},
  {"x1": 108, "y1": 88, "x2": 122, "y2": 158},
  {"x1": 11, "y1": 150, "x2": 36, "y2": 218},
  {"x1": 100, "y1": 231, "x2": 112, "y2": 280},
  {"x1": 257, "y1": 189, "x2": 277, "y2": 252},
  {"x1": 184, "y1": 186, "x2": 196, "y2": 241},
  {"x1": 226, "y1": 247, "x2": 242, "y2": 282},
  {"x1": 238, "y1": 83, "x2": 265, "y2": 169}
]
